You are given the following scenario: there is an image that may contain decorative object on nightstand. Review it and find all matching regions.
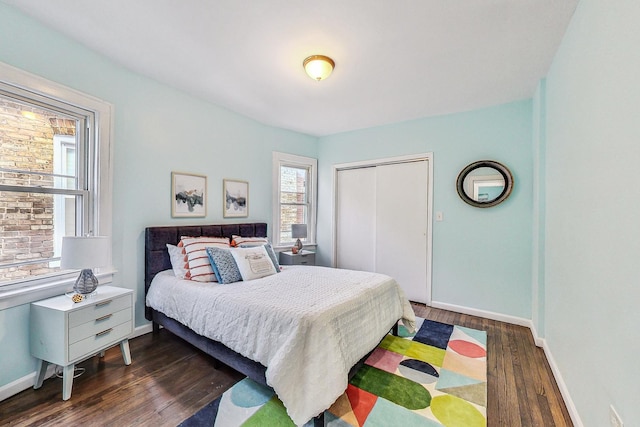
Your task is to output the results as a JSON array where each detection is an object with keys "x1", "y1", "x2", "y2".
[
  {"x1": 30, "y1": 286, "x2": 133, "y2": 400},
  {"x1": 291, "y1": 224, "x2": 307, "y2": 252},
  {"x1": 279, "y1": 249, "x2": 316, "y2": 266},
  {"x1": 61, "y1": 236, "x2": 109, "y2": 295}
]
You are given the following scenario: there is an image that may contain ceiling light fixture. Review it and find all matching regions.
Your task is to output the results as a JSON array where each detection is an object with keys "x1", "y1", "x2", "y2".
[{"x1": 303, "y1": 55, "x2": 335, "y2": 81}]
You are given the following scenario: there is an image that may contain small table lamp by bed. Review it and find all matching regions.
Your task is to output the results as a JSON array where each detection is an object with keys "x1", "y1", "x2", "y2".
[
  {"x1": 61, "y1": 236, "x2": 109, "y2": 295},
  {"x1": 291, "y1": 224, "x2": 307, "y2": 252}
]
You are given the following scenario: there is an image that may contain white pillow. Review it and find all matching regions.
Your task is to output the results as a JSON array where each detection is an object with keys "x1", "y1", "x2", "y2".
[
  {"x1": 229, "y1": 246, "x2": 277, "y2": 281},
  {"x1": 166, "y1": 244, "x2": 187, "y2": 279}
]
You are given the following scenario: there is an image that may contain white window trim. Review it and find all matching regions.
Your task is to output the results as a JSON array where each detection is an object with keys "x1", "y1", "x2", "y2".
[
  {"x1": 272, "y1": 151, "x2": 317, "y2": 249},
  {"x1": 0, "y1": 61, "x2": 114, "y2": 310}
]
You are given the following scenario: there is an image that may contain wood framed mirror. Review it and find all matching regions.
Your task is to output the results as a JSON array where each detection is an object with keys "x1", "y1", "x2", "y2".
[{"x1": 456, "y1": 160, "x2": 514, "y2": 208}]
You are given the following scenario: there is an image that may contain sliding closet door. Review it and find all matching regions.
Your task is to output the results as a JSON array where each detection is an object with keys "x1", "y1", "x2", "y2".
[
  {"x1": 335, "y1": 167, "x2": 376, "y2": 272},
  {"x1": 375, "y1": 161, "x2": 428, "y2": 303},
  {"x1": 335, "y1": 158, "x2": 430, "y2": 303}
]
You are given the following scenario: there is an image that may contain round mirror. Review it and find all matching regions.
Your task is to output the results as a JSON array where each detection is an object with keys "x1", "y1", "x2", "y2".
[{"x1": 456, "y1": 160, "x2": 514, "y2": 208}]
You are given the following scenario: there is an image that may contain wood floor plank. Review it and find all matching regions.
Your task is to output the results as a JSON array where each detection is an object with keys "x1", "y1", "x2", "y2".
[{"x1": 0, "y1": 304, "x2": 573, "y2": 426}]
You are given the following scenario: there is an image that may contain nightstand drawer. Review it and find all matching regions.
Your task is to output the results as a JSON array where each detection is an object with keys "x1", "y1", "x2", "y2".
[
  {"x1": 68, "y1": 294, "x2": 131, "y2": 328},
  {"x1": 69, "y1": 307, "x2": 132, "y2": 344},
  {"x1": 295, "y1": 254, "x2": 314, "y2": 265},
  {"x1": 68, "y1": 320, "x2": 132, "y2": 361},
  {"x1": 279, "y1": 250, "x2": 316, "y2": 265}
]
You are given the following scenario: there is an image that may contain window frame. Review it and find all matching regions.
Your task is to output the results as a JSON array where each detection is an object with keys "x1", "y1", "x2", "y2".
[
  {"x1": 0, "y1": 61, "x2": 113, "y2": 309},
  {"x1": 272, "y1": 152, "x2": 317, "y2": 249}
]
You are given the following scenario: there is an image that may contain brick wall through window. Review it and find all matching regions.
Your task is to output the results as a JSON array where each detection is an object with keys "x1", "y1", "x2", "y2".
[{"x1": 0, "y1": 99, "x2": 75, "y2": 282}]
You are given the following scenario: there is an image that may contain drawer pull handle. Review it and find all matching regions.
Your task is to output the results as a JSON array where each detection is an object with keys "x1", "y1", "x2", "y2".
[
  {"x1": 96, "y1": 328, "x2": 113, "y2": 337},
  {"x1": 96, "y1": 314, "x2": 112, "y2": 322},
  {"x1": 96, "y1": 300, "x2": 112, "y2": 307}
]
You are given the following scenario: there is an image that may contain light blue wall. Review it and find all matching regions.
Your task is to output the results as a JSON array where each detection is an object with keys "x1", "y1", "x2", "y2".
[
  {"x1": 0, "y1": 3, "x2": 316, "y2": 388},
  {"x1": 544, "y1": 0, "x2": 640, "y2": 425},
  {"x1": 317, "y1": 101, "x2": 533, "y2": 318}
]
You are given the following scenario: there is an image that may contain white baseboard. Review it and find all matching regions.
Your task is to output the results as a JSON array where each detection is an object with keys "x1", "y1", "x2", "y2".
[
  {"x1": 539, "y1": 338, "x2": 584, "y2": 427},
  {"x1": 430, "y1": 300, "x2": 583, "y2": 426},
  {"x1": 0, "y1": 364, "x2": 56, "y2": 402},
  {"x1": 430, "y1": 300, "x2": 534, "y2": 329},
  {"x1": 0, "y1": 323, "x2": 153, "y2": 403},
  {"x1": 132, "y1": 323, "x2": 153, "y2": 338}
]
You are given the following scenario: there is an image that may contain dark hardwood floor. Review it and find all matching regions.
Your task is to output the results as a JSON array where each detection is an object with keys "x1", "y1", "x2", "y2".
[{"x1": 0, "y1": 304, "x2": 573, "y2": 426}]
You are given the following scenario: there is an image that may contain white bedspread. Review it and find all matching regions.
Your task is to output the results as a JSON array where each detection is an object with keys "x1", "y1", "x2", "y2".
[{"x1": 146, "y1": 266, "x2": 415, "y2": 425}]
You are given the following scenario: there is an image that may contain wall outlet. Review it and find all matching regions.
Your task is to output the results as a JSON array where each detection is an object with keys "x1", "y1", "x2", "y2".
[{"x1": 609, "y1": 405, "x2": 623, "y2": 427}]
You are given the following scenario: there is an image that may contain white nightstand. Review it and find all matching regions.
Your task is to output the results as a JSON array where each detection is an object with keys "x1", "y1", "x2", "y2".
[
  {"x1": 30, "y1": 285, "x2": 134, "y2": 400},
  {"x1": 279, "y1": 250, "x2": 316, "y2": 266}
]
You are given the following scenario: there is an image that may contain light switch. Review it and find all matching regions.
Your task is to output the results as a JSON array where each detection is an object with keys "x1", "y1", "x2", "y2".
[{"x1": 435, "y1": 211, "x2": 443, "y2": 221}]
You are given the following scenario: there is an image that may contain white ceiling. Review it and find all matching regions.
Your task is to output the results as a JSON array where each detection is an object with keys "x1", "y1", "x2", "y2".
[{"x1": 2, "y1": 0, "x2": 578, "y2": 137}]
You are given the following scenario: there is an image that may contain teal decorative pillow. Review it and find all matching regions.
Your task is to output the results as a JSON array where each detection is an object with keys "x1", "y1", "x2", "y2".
[
  {"x1": 264, "y1": 243, "x2": 281, "y2": 272},
  {"x1": 206, "y1": 247, "x2": 242, "y2": 284}
]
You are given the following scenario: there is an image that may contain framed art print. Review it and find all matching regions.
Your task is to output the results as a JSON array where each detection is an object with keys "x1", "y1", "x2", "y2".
[
  {"x1": 223, "y1": 179, "x2": 248, "y2": 218},
  {"x1": 172, "y1": 172, "x2": 206, "y2": 217}
]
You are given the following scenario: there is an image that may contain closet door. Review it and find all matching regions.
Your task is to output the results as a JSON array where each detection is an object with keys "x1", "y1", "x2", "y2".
[
  {"x1": 375, "y1": 161, "x2": 428, "y2": 303},
  {"x1": 335, "y1": 167, "x2": 376, "y2": 272}
]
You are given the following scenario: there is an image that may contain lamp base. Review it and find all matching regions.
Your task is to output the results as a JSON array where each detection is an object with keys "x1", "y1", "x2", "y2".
[
  {"x1": 73, "y1": 269, "x2": 99, "y2": 294},
  {"x1": 294, "y1": 238, "x2": 303, "y2": 252}
]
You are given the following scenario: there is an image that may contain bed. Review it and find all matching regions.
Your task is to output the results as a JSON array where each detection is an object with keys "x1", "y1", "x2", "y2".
[{"x1": 144, "y1": 222, "x2": 415, "y2": 425}]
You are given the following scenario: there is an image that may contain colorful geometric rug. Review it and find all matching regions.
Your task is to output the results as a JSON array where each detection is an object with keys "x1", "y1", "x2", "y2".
[{"x1": 178, "y1": 317, "x2": 487, "y2": 426}]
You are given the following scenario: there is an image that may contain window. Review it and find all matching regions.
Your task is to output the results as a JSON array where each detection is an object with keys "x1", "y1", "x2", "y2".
[
  {"x1": 272, "y1": 152, "x2": 317, "y2": 248},
  {"x1": 0, "y1": 62, "x2": 112, "y2": 302}
]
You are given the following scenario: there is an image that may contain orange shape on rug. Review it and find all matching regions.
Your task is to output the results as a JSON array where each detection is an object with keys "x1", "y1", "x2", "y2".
[
  {"x1": 448, "y1": 340, "x2": 486, "y2": 358},
  {"x1": 327, "y1": 392, "x2": 360, "y2": 426},
  {"x1": 346, "y1": 384, "x2": 378, "y2": 426},
  {"x1": 442, "y1": 351, "x2": 486, "y2": 382}
]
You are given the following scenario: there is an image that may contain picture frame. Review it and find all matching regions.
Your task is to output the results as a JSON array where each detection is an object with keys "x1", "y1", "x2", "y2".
[
  {"x1": 171, "y1": 172, "x2": 207, "y2": 218},
  {"x1": 223, "y1": 179, "x2": 249, "y2": 218}
]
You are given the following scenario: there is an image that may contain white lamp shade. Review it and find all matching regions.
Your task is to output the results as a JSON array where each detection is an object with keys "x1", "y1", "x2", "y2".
[
  {"x1": 291, "y1": 224, "x2": 308, "y2": 239},
  {"x1": 60, "y1": 236, "x2": 110, "y2": 270}
]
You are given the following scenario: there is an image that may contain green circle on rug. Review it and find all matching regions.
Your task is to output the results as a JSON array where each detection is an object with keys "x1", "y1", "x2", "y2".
[{"x1": 431, "y1": 395, "x2": 485, "y2": 427}]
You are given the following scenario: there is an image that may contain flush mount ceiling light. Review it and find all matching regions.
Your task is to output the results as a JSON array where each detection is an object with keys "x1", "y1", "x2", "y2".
[{"x1": 303, "y1": 55, "x2": 335, "y2": 81}]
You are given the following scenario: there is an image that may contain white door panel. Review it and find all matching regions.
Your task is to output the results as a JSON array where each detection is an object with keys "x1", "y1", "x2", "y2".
[
  {"x1": 336, "y1": 167, "x2": 376, "y2": 272},
  {"x1": 335, "y1": 159, "x2": 429, "y2": 304},
  {"x1": 375, "y1": 161, "x2": 428, "y2": 303}
]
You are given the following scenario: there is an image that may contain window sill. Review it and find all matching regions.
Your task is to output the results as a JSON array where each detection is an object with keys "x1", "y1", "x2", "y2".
[
  {"x1": 274, "y1": 243, "x2": 317, "y2": 252},
  {"x1": 0, "y1": 270, "x2": 116, "y2": 310}
]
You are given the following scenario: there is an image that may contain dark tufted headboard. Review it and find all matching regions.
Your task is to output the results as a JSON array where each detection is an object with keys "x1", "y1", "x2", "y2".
[{"x1": 144, "y1": 222, "x2": 267, "y2": 320}]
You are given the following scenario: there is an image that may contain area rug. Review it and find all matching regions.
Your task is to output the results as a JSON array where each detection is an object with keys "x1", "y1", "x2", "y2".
[{"x1": 179, "y1": 318, "x2": 486, "y2": 426}]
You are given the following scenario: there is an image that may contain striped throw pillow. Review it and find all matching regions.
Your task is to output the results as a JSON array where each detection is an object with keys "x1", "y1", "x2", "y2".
[{"x1": 179, "y1": 236, "x2": 230, "y2": 282}]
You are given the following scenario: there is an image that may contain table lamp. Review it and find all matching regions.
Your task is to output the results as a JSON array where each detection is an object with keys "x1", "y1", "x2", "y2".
[
  {"x1": 61, "y1": 236, "x2": 109, "y2": 294},
  {"x1": 291, "y1": 224, "x2": 307, "y2": 252}
]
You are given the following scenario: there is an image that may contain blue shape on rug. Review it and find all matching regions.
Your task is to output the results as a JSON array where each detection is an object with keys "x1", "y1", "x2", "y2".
[
  {"x1": 413, "y1": 319, "x2": 453, "y2": 349},
  {"x1": 400, "y1": 359, "x2": 439, "y2": 377},
  {"x1": 457, "y1": 325, "x2": 487, "y2": 345},
  {"x1": 231, "y1": 378, "x2": 274, "y2": 408},
  {"x1": 367, "y1": 397, "x2": 443, "y2": 427},
  {"x1": 177, "y1": 396, "x2": 220, "y2": 427},
  {"x1": 436, "y1": 368, "x2": 483, "y2": 389},
  {"x1": 398, "y1": 359, "x2": 439, "y2": 384}
]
